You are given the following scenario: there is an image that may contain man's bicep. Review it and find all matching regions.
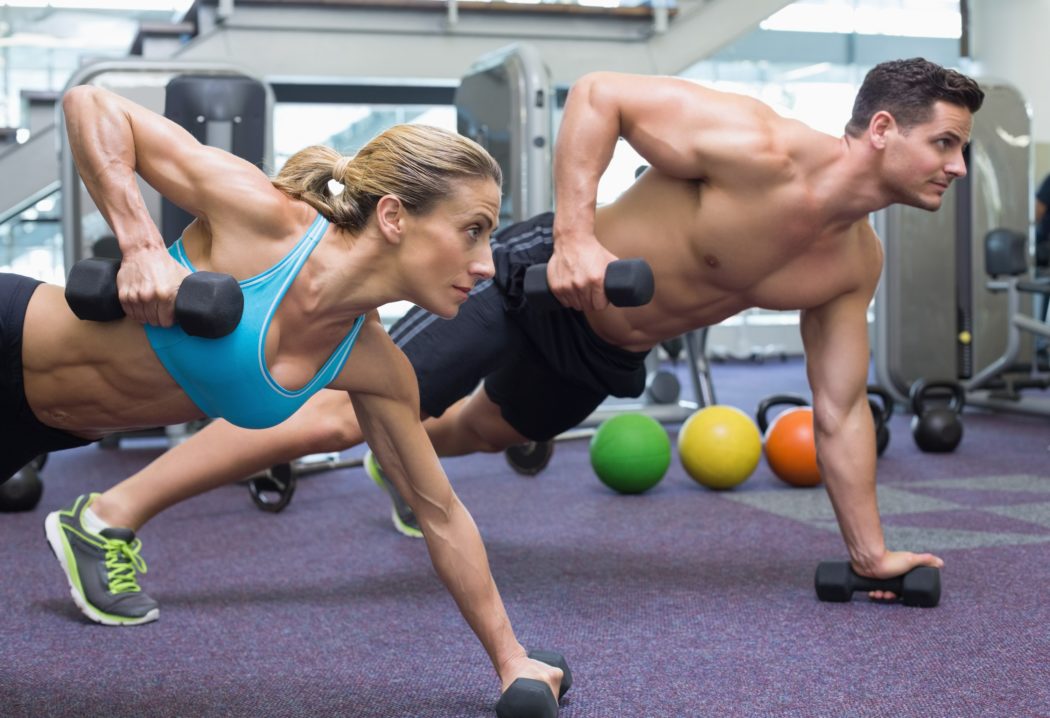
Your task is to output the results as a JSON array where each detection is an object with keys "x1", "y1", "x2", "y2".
[{"x1": 801, "y1": 294, "x2": 872, "y2": 410}]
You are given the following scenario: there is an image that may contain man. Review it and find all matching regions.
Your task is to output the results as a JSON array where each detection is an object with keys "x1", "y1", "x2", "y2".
[{"x1": 55, "y1": 58, "x2": 982, "y2": 622}]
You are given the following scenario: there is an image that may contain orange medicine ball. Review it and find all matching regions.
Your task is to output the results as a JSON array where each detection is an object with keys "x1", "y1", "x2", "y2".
[{"x1": 763, "y1": 407, "x2": 821, "y2": 487}]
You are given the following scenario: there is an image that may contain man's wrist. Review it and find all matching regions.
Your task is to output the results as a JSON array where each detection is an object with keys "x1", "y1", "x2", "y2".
[{"x1": 848, "y1": 545, "x2": 886, "y2": 573}]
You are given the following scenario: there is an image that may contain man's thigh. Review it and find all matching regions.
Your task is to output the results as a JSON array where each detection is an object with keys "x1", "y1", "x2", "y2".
[{"x1": 484, "y1": 343, "x2": 607, "y2": 442}]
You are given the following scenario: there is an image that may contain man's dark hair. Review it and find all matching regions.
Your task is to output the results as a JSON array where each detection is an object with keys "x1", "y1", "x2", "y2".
[{"x1": 845, "y1": 57, "x2": 984, "y2": 137}]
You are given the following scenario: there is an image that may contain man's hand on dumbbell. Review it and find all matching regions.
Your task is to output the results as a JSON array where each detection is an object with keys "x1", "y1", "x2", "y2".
[
  {"x1": 815, "y1": 552, "x2": 944, "y2": 608},
  {"x1": 117, "y1": 249, "x2": 190, "y2": 327},
  {"x1": 545, "y1": 234, "x2": 622, "y2": 311},
  {"x1": 852, "y1": 550, "x2": 944, "y2": 601},
  {"x1": 496, "y1": 650, "x2": 572, "y2": 718}
]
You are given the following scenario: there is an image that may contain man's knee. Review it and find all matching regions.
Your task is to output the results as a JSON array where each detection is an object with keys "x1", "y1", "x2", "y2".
[
  {"x1": 294, "y1": 393, "x2": 364, "y2": 453},
  {"x1": 459, "y1": 401, "x2": 528, "y2": 452}
]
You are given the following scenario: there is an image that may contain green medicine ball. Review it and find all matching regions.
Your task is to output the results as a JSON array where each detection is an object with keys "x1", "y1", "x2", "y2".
[{"x1": 589, "y1": 413, "x2": 672, "y2": 494}]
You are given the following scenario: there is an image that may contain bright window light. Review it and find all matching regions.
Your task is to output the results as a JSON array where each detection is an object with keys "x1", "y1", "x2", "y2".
[
  {"x1": 0, "y1": 1, "x2": 193, "y2": 9},
  {"x1": 761, "y1": 0, "x2": 961, "y2": 39}
]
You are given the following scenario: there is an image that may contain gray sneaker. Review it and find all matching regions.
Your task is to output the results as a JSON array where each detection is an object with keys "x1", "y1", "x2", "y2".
[
  {"x1": 44, "y1": 493, "x2": 159, "y2": 626},
  {"x1": 364, "y1": 450, "x2": 422, "y2": 539}
]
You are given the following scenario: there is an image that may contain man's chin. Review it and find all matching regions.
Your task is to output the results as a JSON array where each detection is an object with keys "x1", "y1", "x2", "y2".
[{"x1": 905, "y1": 194, "x2": 943, "y2": 212}]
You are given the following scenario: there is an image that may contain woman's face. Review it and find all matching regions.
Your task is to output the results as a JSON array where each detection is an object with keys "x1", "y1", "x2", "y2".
[{"x1": 401, "y1": 176, "x2": 501, "y2": 319}]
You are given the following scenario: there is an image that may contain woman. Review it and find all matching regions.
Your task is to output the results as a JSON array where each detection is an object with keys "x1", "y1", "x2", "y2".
[{"x1": 7, "y1": 85, "x2": 564, "y2": 708}]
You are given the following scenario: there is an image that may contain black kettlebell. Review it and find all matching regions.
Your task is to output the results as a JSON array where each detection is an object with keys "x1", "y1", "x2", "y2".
[
  {"x1": 0, "y1": 457, "x2": 45, "y2": 512},
  {"x1": 909, "y1": 379, "x2": 965, "y2": 453},
  {"x1": 866, "y1": 385, "x2": 895, "y2": 457}
]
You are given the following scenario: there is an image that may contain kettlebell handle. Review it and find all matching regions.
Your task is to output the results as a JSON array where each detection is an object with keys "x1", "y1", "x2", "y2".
[
  {"x1": 866, "y1": 385, "x2": 895, "y2": 422},
  {"x1": 756, "y1": 393, "x2": 810, "y2": 434},
  {"x1": 909, "y1": 379, "x2": 966, "y2": 416}
]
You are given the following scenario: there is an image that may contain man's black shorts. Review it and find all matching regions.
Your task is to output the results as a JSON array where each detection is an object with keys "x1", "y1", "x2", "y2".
[
  {"x1": 388, "y1": 212, "x2": 648, "y2": 441},
  {"x1": 1, "y1": 273, "x2": 93, "y2": 482}
]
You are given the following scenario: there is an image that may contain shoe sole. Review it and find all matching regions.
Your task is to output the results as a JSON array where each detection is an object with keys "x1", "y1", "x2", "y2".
[
  {"x1": 44, "y1": 512, "x2": 160, "y2": 627},
  {"x1": 364, "y1": 454, "x2": 423, "y2": 539},
  {"x1": 388, "y1": 507, "x2": 424, "y2": 539}
]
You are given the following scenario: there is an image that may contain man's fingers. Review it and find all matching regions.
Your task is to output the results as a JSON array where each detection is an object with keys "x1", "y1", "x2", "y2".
[
  {"x1": 590, "y1": 284, "x2": 609, "y2": 311},
  {"x1": 913, "y1": 552, "x2": 944, "y2": 569}
]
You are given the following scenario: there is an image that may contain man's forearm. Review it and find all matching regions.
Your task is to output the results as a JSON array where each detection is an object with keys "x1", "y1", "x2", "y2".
[{"x1": 817, "y1": 414, "x2": 887, "y2": 569}]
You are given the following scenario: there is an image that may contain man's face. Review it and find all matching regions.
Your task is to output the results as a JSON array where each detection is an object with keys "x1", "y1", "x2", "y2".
[{"x1": 884, "y1": 101, "x2": 973, "y2": 212}]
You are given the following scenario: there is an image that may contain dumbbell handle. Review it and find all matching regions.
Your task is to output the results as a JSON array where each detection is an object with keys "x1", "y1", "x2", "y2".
[
  {"x1": 845, "y1": 571, "x2": 906, "y2": 594},
  {"x1": 524, "y1": 258, "x2": 655, "y2": 311}
]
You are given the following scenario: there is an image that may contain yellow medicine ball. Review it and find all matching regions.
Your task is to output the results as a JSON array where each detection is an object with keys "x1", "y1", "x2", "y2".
[{"x1": 677, "y1": 405, "x2": 762, "y2": 490}]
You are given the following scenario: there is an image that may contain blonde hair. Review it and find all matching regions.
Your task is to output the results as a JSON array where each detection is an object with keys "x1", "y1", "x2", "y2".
[{"x1": 271, "y1": 124, "x2": 502, "y2": 233}]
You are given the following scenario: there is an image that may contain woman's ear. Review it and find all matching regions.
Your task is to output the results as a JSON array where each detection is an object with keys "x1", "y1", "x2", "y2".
[{"x1": 375, "y1": 194, "x2": 405, "y2": 245}]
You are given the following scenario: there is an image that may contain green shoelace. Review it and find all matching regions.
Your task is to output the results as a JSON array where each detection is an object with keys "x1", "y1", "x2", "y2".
[{"x1": 103, "y1": 537, "x2": 148, "y2": 594}]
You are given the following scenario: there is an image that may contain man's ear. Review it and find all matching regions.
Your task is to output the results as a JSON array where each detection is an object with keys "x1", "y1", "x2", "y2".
[
  {"x1": 868, "y1": 110, "x2": 896, "y2": 150},
  {"x1": 375, "y1": 194, "x2": 405, "y2": 245}
]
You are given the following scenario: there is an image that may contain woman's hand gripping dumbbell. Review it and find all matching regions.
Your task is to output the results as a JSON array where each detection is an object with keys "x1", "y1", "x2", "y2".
[{"x1": 65, "y1": 257, "x2": 244, "y2": 339}]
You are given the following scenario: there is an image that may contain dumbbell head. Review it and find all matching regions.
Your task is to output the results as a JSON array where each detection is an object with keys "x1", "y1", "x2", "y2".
[
  {"x1": 900, "y1": 566, "x2": 941, "y2": 607},
  {"x1": 175, "y1": 271, "x2": 244, "y2": 339},
  {"x1": 65, "y1": 257, "x2": 124, "y2": 322},
  {"x1": 528, "y1": 650, "x2": 573, "y2": 699},
  {"x1": 605, "y1": 258, "x2": 654, "y2": 307},
  {"x1": 814, "y1": 561, "x2": 854, "y2": 602},
  {"x1": 495, "y1": 679, "x2": 558, "y2": 718}
]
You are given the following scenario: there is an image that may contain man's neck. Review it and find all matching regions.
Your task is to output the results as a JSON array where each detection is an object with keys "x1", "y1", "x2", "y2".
[{"x1": 809, "y1": 135, "x2": 892, "y2": 229}]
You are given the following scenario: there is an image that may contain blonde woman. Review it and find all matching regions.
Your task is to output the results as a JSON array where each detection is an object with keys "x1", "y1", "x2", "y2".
[{"x1": 1, "y1": 85, "x2": 566, "y2": 711}]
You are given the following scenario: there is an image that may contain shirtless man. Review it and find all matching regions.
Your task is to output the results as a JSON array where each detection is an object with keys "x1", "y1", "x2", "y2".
[{"x1": 53, "y1": 58, "x2": 983, "y2": 624}]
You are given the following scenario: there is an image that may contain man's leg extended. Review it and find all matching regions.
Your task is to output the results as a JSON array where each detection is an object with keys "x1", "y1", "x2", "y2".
[{"x1": 425, "y1": 385, "x2": 531, "y2": 456}]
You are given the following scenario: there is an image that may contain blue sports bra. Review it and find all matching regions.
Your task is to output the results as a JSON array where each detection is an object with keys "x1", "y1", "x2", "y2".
[{"x1": 144, "y1": 213, "x2": 366, "y2": 429}]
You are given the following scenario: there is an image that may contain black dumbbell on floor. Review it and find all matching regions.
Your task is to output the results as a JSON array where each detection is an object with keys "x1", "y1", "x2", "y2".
[
  {"x1": 495, "y1": 650, "x2": 573, "y2": 718},
  {"x1": 65, "y1": 257, "x2": 244, "y2": 339},
  {"x1": 814, "y1": 561, "x2": 941, "y2": 607},
  {"x1": 504, "y1": 441, "x2": 555, "y2": 476},
  {"x1": 524, "y1": 259, "x2": 654, "y2": 311}
]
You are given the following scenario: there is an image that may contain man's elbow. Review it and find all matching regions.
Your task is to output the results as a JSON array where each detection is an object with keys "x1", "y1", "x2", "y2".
[{"x1": 62, "y1": 84, "x2": 115, "y2": 121}]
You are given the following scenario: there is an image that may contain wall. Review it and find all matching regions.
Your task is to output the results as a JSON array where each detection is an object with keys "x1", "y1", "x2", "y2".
[{"x1": 970, "y1": 0, "x2": 1050, "y2": 180}]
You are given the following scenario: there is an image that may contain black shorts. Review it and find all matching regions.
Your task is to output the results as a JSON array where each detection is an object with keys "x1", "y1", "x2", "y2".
[
  {"x1": 1, "y1": 273, "x2": 93, "y2": 482},
  {"x1": 389, "y1": 212, "x2": 648, "y2": 441}
]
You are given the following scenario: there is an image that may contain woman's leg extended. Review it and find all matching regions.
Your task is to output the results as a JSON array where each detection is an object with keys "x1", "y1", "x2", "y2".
[{"x1": 91, "y1": 389, "x2": 364, "y2": 531}]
